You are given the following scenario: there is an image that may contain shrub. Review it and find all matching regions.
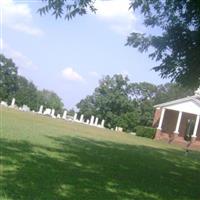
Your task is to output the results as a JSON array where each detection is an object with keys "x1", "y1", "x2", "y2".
[{"x1": 136, "y1": 126, "x2": 156, "y2": 139}]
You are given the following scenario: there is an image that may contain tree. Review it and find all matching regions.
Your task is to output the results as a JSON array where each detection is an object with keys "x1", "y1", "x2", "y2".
[
  {"x1": 15, "y1": 76, "x2": 39, "y2": 111},
  {"x1": 127, "y1": 0, "x2": 200, "y2": 88},
  {"x1": 39, "y1": 0, "x2": 200, "y2": 88},
  {"x1": 0, "y1": 54, "x2": 18, "y2": 102},
  {"x1": 154, "y1": 83, "x2": 194, "y2": 105},
  {"x1": 76, "y1": 95, "x2": 96, "y2": 119},
  {"x1": 38, "y1": 0, "x2": 96, "y2": 20},
  {"x1": 37, "y1": 89, "x2": 64, "y2": 114},
  {"x1": 77, "y1": 74, "x2": 140, "y2": 130}
]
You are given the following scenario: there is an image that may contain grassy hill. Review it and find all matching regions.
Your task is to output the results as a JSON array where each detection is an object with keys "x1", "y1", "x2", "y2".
[{"x1": 0, "y1": 107, "x2": 200, "y2": 200}]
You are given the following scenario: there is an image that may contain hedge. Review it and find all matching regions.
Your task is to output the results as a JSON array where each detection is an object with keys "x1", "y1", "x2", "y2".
[{"x1": 135, "y1": 126, "x2": 156, "y2": 139}]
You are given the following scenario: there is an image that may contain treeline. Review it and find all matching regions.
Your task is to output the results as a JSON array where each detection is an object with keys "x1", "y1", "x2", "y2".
[
  {"x1": 0, "y1": 54, "x2": 64, "y2": 113},
  {"x1": 77, "y1": 74, "x2": 193, "y2": 132},
  {"x1": 0, "y1": 54, "x2": 194, "y2": 131}
]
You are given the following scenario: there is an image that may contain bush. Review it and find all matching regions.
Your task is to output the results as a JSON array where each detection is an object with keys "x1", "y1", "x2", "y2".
[{"x1": 136, "y1": 126, "x2": 156, "y2": 139}]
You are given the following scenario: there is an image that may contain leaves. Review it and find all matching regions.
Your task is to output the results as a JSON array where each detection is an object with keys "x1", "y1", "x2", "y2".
[
  {"x1": 38, "y1": 0, "x2": 97, "y2": 20},
  {"x1": 0, "y1": 54, "x2": 64, "y2": 113},
  {"x1": 128, "y1": 0, "x2": 200, "y2": 88}
]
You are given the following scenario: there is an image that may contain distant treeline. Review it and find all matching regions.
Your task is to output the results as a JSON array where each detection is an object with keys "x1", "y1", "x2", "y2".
[
  {"x1": 0, "y1": 54, "x2": 64, "y2": 114},
  {"x1": 76, "y1": 75, "x2": 194, "y2": 131},
  {"x1": 0, "y1": 54, "x2": 194, "y2": 131}
]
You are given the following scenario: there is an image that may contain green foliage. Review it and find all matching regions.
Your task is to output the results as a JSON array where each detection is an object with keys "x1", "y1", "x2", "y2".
[
  {"x1": 76, "y1": 95, "x2": 96, "y2": 119},
  {"x1": 77, "y1": 74, "x2": 194, "y2": 132},
  {"x1": 77, "y1": 74, "x2": 138, "y2": 130},
  {"x1": 39, "y1": 1, "x2": 200, "y2": 88},
  {"x1": 154, "y1": 83, "x2": 193, "y2": 105},
  {"x1": 0, "y1": 54, "x2": 64, "y2": 113},
  {"x1": 37, "y1": 89, "x2": 64, "y2": 114},
  {"x1": 127, "y1": 0, "x2": 200, "y2": 88},
  {"x1": 38, "y1": 0, "x2": 96, "y2": 20},
  {"x1": 0, "y1": 54, "x2": 18, "y2": 102},
  {"x1": 15, "y1": 76, "x2": 39, "y2": 111},
  {"x1": 136, "y1": 126, "x2": 156, "y2": 139}
]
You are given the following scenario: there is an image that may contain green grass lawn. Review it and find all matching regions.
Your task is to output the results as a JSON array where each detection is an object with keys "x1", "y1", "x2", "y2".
[{"x1": 0, "y1": 107, "x2": 200, "y2": 200}]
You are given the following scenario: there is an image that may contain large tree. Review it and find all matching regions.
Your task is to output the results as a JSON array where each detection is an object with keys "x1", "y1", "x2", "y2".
[
  {"x1": 39, "y1": 0, "x2": 200, "y2": 88},
  {"x1": 77, "y1": 74, "x2": 140, "y2": 130},
  {"x1": 0, "y1": 54, "x2": 18, "y2": 102},
  {"x1": 15, "y1": 76, "x2": 39, "y2": 111},
  {"x1": 37, "y1": 89, "x2": 64, "y2": 114},
  {"x1": 77, "y1": 75, "x2": 194, "y2": 131}
]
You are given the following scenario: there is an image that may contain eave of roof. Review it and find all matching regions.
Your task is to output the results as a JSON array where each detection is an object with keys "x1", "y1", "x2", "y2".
[{"x1": 154, "y1": 95, "x2": 200, "y2": 108}]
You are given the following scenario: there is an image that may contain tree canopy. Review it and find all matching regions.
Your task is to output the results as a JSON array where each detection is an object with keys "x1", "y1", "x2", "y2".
[
  {"x1": 39, "y1": 0, "x2": 200, "y2": 88},
  {"x1": 0, "y1": 54, "x2": 18, "y2": 102},
  {"x1": 0, "y1": 54, "x2": 64, "y2": 113},
  {"x1": 77, "y1": 74, "x2": 193, "y2": 132}
]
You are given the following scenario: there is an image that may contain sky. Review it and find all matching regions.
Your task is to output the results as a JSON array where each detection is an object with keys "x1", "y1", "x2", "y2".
[{"x1": 1, "y1": 0, "x2": 169, "y2": 109}]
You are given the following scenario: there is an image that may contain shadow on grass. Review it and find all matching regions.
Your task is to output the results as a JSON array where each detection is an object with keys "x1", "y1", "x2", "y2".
[{"x1": 0, "y1": 136, "x2": 200, "y2": 200}]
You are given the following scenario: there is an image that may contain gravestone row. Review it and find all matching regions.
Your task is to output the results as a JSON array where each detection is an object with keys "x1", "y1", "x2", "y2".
[{"x1": 1, "y1": 98, "x2": 106, "y2": 129}]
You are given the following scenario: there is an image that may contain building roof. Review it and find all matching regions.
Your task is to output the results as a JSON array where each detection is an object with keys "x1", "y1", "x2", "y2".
[{"x1": 154, "y1": 95, "x2": 200, "y2": 108}]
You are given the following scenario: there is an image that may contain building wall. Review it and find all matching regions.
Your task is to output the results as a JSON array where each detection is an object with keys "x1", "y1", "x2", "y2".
[{"x1": 152, "y1": 108, "x2": 161, "y2": 128}]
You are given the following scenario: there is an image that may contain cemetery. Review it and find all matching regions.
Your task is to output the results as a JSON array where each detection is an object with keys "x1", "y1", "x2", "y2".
[
  {"x1": 1, "y1": 0, "x2": 200, "y2": 199},
  {"x1": 0, "y1": 97, "x2": 200, "y2": 199},
  {"x1": 0, "y1": 97, "x2": 106, "y2": 129}
]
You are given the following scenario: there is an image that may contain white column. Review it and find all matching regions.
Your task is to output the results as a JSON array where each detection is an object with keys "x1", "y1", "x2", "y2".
[
  {"x1": 192, "y1": 115, "x2": 200, "y2": 138},
  {"x1": 157, "y1": 108, "x2": 166, "y2": 130},
  {"x1": 174, "y1": 111, "x2": 182, "y2": 134}
]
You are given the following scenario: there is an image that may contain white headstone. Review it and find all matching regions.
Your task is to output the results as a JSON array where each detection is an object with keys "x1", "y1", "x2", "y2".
[
  {"x1": 38, "y1": 105, "x2": 43, "y2": 114},
  {"x1": 73, "y1": 113, "x2": 77, "y2": 121},
  {"x1": 194, "y1": 86, "x2": 200, "y2": 96},
  {"x1": 62, "y1": 110, "x2": 67, "y2": 120},
  {"x1": 101, "y1": 119, "x2": 105, "y2": 128},
  {"x1": 90, "y1": 115, "x2": 94, "y2": 125},
  {"x1": 80, "y1": 114, "x2": 84, "y2": 123},
  {"x1": 51, "y1": 109, "x2": 55, "y2": 118},
  {"x1": 43, "y1": 108, "x2": 51, "y2": 116},
  {"x1": 118, "y1": 127, "x2": 123, "y2": 132},
  {"x1": 57, "y1": 114, "x2": 61, "y2": 118},
  {"x1": 22, "y1": 105, "x2": 30, "y2": 112},
  {"x1": 1, "y1": 101, "x2": 8, "y2": 107},
  {"x1": 86, "y1": 119, "x2": 89, "y2": 124},
  {"x1": 94, "y1": 117, "x2": 99, "y2": 126},
  {"x1": 11, "y1": 98, "x2": 15, "y2": 107}
]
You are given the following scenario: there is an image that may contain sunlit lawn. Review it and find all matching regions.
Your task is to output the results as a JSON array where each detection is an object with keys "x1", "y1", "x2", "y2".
[{"x1": 0, "y1": 107, "x2": 200, "y2": 200}]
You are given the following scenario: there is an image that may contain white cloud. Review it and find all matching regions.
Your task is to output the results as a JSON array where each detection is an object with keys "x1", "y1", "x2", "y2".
[
  {"x1": 62, "y1": 67, "x2": 84, "y2": 82},
  {"x1": 95, "y1": 0, "x2": 134, "y2": 20},
  {"x1": 4, "y1": 42, "x2": 38, "y2": 71},
  {"x1": 1, "y1": 0, "x2": 44, "y2": 36},
  {"x1": 12, "y1": 23, "x2": 44, "y2": 36},
  {"x1": 94, "y1": 0, "x2": 140, "y2": 35}
]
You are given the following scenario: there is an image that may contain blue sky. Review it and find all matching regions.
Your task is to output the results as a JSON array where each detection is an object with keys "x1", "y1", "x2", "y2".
[{"x1": 1, "y1": 0, "x2": 168, "y2": 109}]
